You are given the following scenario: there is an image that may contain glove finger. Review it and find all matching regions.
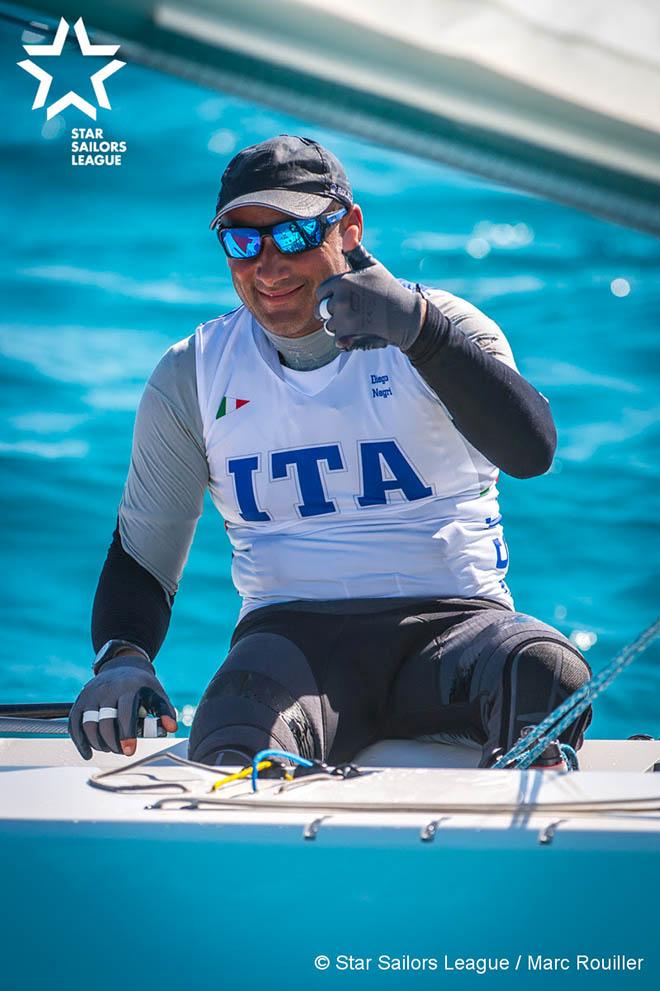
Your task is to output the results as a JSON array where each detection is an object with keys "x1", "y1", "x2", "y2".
[
  {"x1": 315, "y1": 272, "x2": 343, "y2": 305},
  {"x1": 344, "y1": 335, "x2": 388, "y2": 351},
  {"x1": 141, "y1": 688, "x2": 177, "y2": 724},
  {"x1": 68, "y1": 700, "x2": 92, "y2": 760},
  {"x1": 117, "y1": 691, "x2": 140, "y2": 743},
  {"x1": 343, "y1": 243, "x2": 377, "y2": 272},
  {"x1": 82, "y1": 711, "x2": 111, "y2": 753},
  {"x1": 98, "y1": 706, "x2": 122, "y2": 754}
]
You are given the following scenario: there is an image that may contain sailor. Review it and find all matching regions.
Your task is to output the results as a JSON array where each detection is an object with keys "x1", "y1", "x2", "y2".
[{"x1": 69, "y1": 135, "x2": 592, "y2": 767}]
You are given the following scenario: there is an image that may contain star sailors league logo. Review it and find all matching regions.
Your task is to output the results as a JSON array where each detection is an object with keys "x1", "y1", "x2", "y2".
[{"x1": 17, "y1": 17, "x2": 125, "y2": 120}]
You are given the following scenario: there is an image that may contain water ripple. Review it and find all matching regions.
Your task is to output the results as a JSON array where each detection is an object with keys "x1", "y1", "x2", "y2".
[
  {"x1": 0, "y1": 439, "x2": 90, "y2": 459},
  {"x1": 19, "y1": 265, "x2": 228, "y2": 305},
  {"x1": 561, "y1": 406, "x2": 660, "y2": 461},
  {"x1": 524, "y1": 359, "x2": 640, "y2": 393}
]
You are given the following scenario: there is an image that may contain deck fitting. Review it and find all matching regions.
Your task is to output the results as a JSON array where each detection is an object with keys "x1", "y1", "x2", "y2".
[
  {"x1": 538, "y1": 818, "x2": 567, "y2": 845},
  {"x1": 303, "y1": 815, "x2": 330, "y2": 840},
  {"x1": 420, "y1": 816, "x2": 449, "y2": 842}
]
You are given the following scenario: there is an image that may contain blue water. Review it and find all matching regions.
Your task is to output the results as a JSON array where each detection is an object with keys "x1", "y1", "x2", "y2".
[
  {"x1": 2, "y1": 820, "x2": 659, "y2": 991},
  {"x1": 1, "y1": 22, "x2": 659, "y2": 741}
]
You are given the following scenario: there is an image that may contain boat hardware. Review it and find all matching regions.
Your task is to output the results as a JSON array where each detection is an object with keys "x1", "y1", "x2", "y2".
[
  {"x1": 303, "y1": 816, "x2": 331, "y2": 840},
  {"x1": 143, "y1": 792, "x2": 660, "y2": 815},
  {"x1": 250, "y1": 748, "x2": 362, "y2": 792},
  {"x1": 538, "y1": 818, "x2": 568, "y2": 845},
  {"x1": 420, "y1": 816, "x2": 449, "y2": 842}
]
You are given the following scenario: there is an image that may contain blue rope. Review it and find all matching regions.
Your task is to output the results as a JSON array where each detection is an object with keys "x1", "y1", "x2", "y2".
[
  {"x1": 493, "y1": 617, "x2": 660, "y2": 770},
  {"x1": 558, "y1": 743, "x2": 579, "y2": 771},
  {"x1": 251, "y1": 749, "x2": 314, "y2": 792}
]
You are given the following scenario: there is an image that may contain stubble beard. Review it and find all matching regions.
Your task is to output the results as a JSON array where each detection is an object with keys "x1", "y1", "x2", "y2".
[{"x1": 251, "y1": 293, "x2": 321, "y2": 340}]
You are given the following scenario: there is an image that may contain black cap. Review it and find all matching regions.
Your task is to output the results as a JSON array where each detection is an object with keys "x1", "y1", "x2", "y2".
[{"x1": 210, "y1": 134, "x2": 353, "y2": 229}]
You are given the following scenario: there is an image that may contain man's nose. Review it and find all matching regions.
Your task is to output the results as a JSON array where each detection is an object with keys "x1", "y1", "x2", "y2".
[{"x1": 255, "y1": 236, "x2": 291, "y2": 283}]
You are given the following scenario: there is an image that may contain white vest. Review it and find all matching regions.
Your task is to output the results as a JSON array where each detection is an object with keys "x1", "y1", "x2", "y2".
[{"x1": 195, "y1": 304, "x2": 513, "y2": 618}]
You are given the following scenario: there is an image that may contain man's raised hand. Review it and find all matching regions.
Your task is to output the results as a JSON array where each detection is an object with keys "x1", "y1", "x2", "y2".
[{"x1": 315, "y1": 232, "x2": 427, "y2": 352}]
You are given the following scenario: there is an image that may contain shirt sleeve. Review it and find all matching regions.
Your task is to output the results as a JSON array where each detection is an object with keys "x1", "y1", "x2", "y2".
[
  {"x1": 405, "y1": 288, "x2": 556, "y2": 478},
  {"x1": 118, "y1": 332, "x2": 209, "y2": 598},
  {"x1": 91, "y1": 522, "x2": 174, "y2": 661},
  {"x1": 419, "y1": 286, "x2": 518, "y2": 370}
]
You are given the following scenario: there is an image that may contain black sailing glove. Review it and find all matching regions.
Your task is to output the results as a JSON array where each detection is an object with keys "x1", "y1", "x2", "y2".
[
  {"x1": 68, "y1": 654, "x2": 176, "y2": 760},
  {"x1": 315, "y1": 243, "x2": 425, "y2": 352}
]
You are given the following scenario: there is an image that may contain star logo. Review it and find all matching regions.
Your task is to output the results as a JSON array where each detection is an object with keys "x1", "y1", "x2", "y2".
[{"x1": 17, "y1": 17, "x2": 125, "y2": 121}]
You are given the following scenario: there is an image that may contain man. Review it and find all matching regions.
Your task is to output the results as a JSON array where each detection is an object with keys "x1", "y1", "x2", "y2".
[{"x1": 69, "y1": 134, "x2": 591, "y2": 768}]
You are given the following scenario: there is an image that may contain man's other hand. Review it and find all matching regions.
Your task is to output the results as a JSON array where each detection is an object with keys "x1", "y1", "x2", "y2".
[{"x1": 68, "y1": 654, "x2": 177, "y2": 759}]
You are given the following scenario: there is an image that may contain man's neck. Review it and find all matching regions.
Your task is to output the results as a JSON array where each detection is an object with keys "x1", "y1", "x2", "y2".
[{"x1": 260, "y1": 324, "x2": 339, "y2": 370}]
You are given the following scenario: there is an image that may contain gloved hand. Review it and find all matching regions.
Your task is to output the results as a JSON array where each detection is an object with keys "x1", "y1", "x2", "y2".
[
  {"x1": 68, "y1": 654, "x2": 177, "y2": 760},
  {"x1": 315, "y1": 243, "x2": 426, "y2": 352}
]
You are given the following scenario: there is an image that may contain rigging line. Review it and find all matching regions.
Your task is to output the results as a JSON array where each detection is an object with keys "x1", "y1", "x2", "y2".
[
  {"x1": 494, "y1": 617, "x2": 660, "y2": 769},
  {"x1": 146, "y1": 793, "x2": 660, "y2": 814}
]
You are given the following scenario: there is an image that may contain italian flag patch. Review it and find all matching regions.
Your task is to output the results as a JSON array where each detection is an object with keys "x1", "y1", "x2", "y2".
[{"x1": 216, "y1": 395, "x2": 249, "y2": 419}]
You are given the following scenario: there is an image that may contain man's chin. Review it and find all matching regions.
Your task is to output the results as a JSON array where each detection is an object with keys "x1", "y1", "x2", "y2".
[{"x1": 252, "y1": 305, "x2": 316, "y2": 339}]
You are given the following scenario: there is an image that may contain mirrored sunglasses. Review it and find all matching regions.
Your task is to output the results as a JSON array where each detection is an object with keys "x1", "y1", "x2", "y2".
[{"x1": 217, "y1": 208, "x2": 347, "y2": 259}]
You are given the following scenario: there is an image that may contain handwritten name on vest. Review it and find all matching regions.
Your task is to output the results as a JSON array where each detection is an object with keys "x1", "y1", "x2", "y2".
[{"x1": 370, "y1": 373, "x2": 392, "y2": 399}]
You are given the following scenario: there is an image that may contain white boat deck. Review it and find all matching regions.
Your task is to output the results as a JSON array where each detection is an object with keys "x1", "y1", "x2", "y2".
[
  {"x1": 1, "y1": 738, "x2": 659, "y2": 844},
  {"x1": 3, "y1": 738, "x2": 659, "y2": 991}
]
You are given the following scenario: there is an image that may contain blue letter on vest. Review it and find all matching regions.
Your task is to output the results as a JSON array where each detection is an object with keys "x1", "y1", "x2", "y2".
[
  {"x1": 358, "y1": 440, "x2": 433, "y2": 507},
  {"x1": 271, "y1": 445, "x2": 343, "y2": 518},
  {"x1": 493, "y1": 537, "x2": 509, "y2": 570},
  {"x1": 227, "y1": 456, "x2": 271, "y2": 522}
]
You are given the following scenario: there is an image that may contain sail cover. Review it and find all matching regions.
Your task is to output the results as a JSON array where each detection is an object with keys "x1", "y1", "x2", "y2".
[{"x1": 9, "y1": 0, "x2": 660, "y2": 233}]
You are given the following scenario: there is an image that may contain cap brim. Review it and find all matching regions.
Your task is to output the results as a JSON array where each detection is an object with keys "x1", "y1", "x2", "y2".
[{"x1": 209, "y1": 189, "x2": 337, "y2": 229}]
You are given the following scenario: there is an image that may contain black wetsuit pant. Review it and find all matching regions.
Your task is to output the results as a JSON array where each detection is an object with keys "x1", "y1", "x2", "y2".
[{"x1": 189, "y1": 597, "x2": 592, "y2": 768}]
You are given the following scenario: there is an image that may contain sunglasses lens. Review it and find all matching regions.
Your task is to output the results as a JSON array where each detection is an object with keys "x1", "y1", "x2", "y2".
[
  {"x1": 218, "y1": 215, "x2": 334, "y2": 257},
  {"x1": 298, "y1": 218, "x2": 323, "y2": 246},
  {"x1": 273, "y1": 218, "x2": 322, "y2": 253},
  {"x1": 221, "y1": 229, "x2": 261, "y2": 258}
]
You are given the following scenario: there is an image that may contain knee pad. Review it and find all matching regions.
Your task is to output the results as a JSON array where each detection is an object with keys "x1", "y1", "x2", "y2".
[
  {"x1": 497, "y1": 638, "x2": 593, "y2": 754},
  {"x1": 188, "y1": 632, "x2": 322, "y2": 765},
  {"x1": 437, "y1": 611, "x2": 592, "y2": 759}
]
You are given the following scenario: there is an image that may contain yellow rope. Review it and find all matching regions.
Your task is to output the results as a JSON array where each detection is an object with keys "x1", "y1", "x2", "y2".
[
  {"x1": 211, "y1": 760, "x2": 295, "y2": 792},
  {"x1": 211, "y1": 760, "x2": 272, "y2": 791}
]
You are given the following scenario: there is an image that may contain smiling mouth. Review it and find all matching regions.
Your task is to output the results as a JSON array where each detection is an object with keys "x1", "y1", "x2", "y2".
[{"x1": 257, "y1": 285, "x2": 304, "y2": 301}]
